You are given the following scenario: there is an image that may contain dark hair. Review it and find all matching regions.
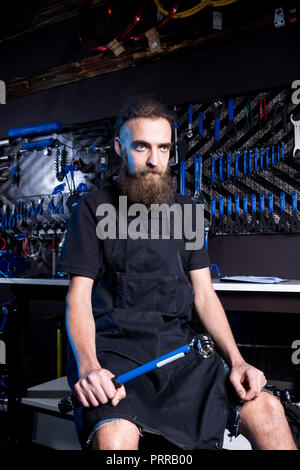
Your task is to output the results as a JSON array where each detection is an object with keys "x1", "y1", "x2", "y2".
[{"x1": 114, "y1": 95, "x2": 173, "y2": 137}]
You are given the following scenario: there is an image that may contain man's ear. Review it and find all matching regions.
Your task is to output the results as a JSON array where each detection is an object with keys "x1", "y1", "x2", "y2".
[{"x1": 114, "y1": 137, "x2": 123, "y2": 158}]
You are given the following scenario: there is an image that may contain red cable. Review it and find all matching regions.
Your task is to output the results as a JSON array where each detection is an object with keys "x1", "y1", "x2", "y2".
[
  {"x1": 108, "y1": 0, "x2": 184, "y2": 42},
  {"x1": 0, "y1": 237, "x2": 6, "y2": 250},
  {"x1": 77, "y1": 0, "x2": 147, "y2": 52}
]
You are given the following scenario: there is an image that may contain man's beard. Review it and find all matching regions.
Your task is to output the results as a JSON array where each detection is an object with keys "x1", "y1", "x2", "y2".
[{"x1": 118, "y1": 164, "x2": 175, "y2": 209}]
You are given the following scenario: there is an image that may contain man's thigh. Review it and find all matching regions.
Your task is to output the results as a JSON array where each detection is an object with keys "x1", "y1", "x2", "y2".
[{"x1": 90, "y1": 418, "x2": 141, "y2": 450}]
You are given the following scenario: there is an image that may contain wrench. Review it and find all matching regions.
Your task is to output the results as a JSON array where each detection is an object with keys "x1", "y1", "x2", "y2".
[{"x1": 290, "y1": 114, "x2": 300, "y2": 156}]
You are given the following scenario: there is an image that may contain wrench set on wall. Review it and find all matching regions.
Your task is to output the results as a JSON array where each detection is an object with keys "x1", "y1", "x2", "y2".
[{"x1": 171, "y1": 84, "x2": 300, "y2": 236}]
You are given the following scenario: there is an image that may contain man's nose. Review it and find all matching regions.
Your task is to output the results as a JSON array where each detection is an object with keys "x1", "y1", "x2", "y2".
[{"x1": 147, "y1": 149, "x2": 158, "y2": 167}]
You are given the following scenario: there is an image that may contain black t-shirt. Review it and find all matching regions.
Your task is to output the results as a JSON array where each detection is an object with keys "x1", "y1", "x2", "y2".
[{"x1": 57, "y1": 185, "x2": 210, "y2": 279}]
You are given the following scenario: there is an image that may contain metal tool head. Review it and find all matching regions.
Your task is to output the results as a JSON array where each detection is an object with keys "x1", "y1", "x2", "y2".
[{"x1": 189, "y1": 334, "x2": 215, "y2": 359}]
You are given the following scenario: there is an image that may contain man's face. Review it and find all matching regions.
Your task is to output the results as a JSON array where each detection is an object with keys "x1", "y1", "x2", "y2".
[
  {"x1": 114, "y1": 117, "x2": 174, "y2": 208},
  {"x1": 114, "y1": 117, "x2": 172, "y2": 176}
]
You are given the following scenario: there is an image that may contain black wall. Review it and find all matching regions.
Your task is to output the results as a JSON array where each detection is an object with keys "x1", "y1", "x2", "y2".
[{"x1": 1, "y1": 23, "x2": 300, "y2": 137}]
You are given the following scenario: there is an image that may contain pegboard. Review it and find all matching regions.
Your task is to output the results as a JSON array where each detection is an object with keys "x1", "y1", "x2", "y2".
[{"x1": 171, "y1": 84, "x2": 300, "y2": 234}]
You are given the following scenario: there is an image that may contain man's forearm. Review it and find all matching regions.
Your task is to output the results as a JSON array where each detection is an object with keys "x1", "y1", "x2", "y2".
[
  {"x1": 66, "y1": 297, "x2": 101, "y2": 376},
  {"x1": 194, "y1": 290, "x2": 245, "y2": 367}
]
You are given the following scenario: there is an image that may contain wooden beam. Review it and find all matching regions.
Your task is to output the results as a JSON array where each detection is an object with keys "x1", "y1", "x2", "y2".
[{"x1": 7, "y1": 12, "x2": 273, "y2": 101}]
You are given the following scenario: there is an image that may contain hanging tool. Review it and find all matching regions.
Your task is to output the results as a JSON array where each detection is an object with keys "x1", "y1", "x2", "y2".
[
  {"x1": 218, "y1": 196, "x2": 225, "y2": 233},
  {"x1": 260, "y1": 148, "x2": 264, "y2": 172},
  {"x1": 211, "y1": 154, "x2": 216, "y2": 186},
  {"x1": 290, "y1": 191, "x2": 300, "y2": 232},
  {"x1": 259, "y1": 95, "x2": 267, "y2": 128},
  {"x1": 241, "y1": 195, "x2": 248, "y2": 233},
  {"x1": 58, "y1": 334, "x2": 215, "y2": 414},
  {"x1": 233, "y1": 195, "x2": 242, "y2": 233},
  {"x1": 290, "y1": 114, "x2": 300, "y2": 157},
  {"x1": 169, "y1": 106, "x2": 179, "y2": 166},
  {"x1": 254, "y1": 148, "x2": 259, "y2": 173},
  {"x1": 234, "y1": 151, "x2": 239, "y2": 179},
  {"x1": 246, "y1": 99, "x2": 253, "y2": 129},
  {"x1": 278, "y1": 192, "x2": 289, "y2": 232},
  {"x1": 178, "y1": 140, "x2": 188, "y2": 195},
  {"x1": 267, "y1": 193, "x2": 276, "y2": 231},
  {"x1": 218, "y1": 153, "x2": 223, "y2": 187},
  {"x1": 257, "y1": 194, "x2": 268, "y2": 232},
  {"x1": 192, "y1": 154, "x2": 204, "y2": 204},
  {"x1": 248, "y1": 194, "x2": 259, "y2": 232},
  {"x1": 213, "y1": 98, "x2": 224, "y2": 143},
  {"x1": 22, "y1": 138, "x2": 54, "y2": 152},
  {"x1": 210, "y1": 197, "x2": 217, "y2": 234},
  {"x1": 8, "y1": 121, "x2": 62, "y2": 139},
  {"x1": 265, "y1": 148, "x2": 270, "y2": 170},
  {"x1": 248, "y1": 149, "x2": 253, "y2": 175},
  {"x1": 198, "y1": 111, "x2": 204, "y2": 139},
  {"x1": 227, "y1": 98, "x2": 237, "y2": 136},
  {"x1": 187, "y1": 104, "x2": 193, "y2": 139},
  {"x1": 11, "y1": 153, "x2": 20, "y2": 186},
  {"x1": 225, "y1": 196, "x2": 233, "y2": 234},
  {"x1": 271, "y1": 100, "x2": 287, "y2": 135},
  {"x1": 226, "y1": 153, "x2": 231, "y2": 181},
  {"x1": 243, "y1": 150, "x2": 247, "y2": 179},
  {"x1": 55, "y1": 144, "x2": 68, "y2": 182}
]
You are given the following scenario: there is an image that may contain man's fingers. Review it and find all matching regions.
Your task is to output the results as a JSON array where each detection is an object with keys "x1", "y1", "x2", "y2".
[
  {"x1": 230, "y1": 370, "x2": 246, "y2": 399},
  {"x1": 111, "y1": 385, "x2": 126, "y2": 407}
]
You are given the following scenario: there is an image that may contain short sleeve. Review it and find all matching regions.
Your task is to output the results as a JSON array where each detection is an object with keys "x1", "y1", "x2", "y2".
[
  {"x1": 187, "y1": 244, "x2": 210, "y2": 271},
  {"x1": 57, "y1": 195, "x2": 103, "y2": 280}
]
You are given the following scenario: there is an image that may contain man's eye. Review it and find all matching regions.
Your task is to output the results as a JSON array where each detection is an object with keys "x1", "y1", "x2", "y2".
[
  {"x1": 161, "y1": 145, "x2": 170, "y2": 152},
  {"x1": 135, "y1": 144, "x2": 145, "y2": 151}
]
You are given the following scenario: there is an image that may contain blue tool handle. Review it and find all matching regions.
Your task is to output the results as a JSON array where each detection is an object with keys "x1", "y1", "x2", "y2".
[
  {"x1": 198, "y1": 112, "x2": 203, "y2": 136},
  {"x1": 188, "y1": 104, "x2": 193, "y2": 124},
  {"x1": 243, "y1": 195, "x2": 248, "y2": 214},
  {"x1": 235, "y1": 195, "x2": 240, "y2": 214},
  {"x1": 260, "y1": 194, "x2": 265, "y2": 213},
  {"x1": 280, "y1": 192, "x2": 285, "y2": 211},
  {"x1": 251, "y1": 194, "x2": 256, "y2": 213},
  {"x1": 227, "y1": 196, "x2": 232, "y2": 215},
  {"x1": 180, "y1": 162, "x2": 186, "y2": 195},
  {"x1": 292, "y1": 191, "x2": 297, "y2": 212},
  {"x1": 219, "y1": 154, "x2": 223, "y2": 181},
  {"x1": 277, "y1": 145, "x2": 281, "y2": 163},
  {"x1": 266, "y1": 148, "x2": 269, "y2": 168},
  {"x1": 228, "y1": 98, "x2": 234, "y2": 120},
  {"x1": 254, "y1": 149, "x2": 258, "y2": 171},
  {"x1": 260, "y1": 149, "x2": 264, "y2": 170},
  {"x1": 271, "y1": 147, "x2": 275, "y2": 166},
  {"x1": 249, "y1": 150, "x2": 253, "y2": 173},
  {"x1": 268, "y1": 193, "x2": 274, "y2": 213},
  {"x1": 194, "y1": 155, "x2": 200, "y2": 193},
  {"x1": 8, "y1": 121, "x2": 62, "y2": 138},
  {"x1": 22, "y1": 138, "x2": 54, "y2": 151},
  {"x1": 227, "y1": 153, "x2": 231, "y2": 179},
  {"x1": 212, "y1": 197, "x2": 216, "y2": 216},
  {"x1": 219, "y1": 196, "x2": 224, "y2": 215},
  {"x1": 211, "y1": 155, "x2": 215, "y2": 183},
  {"x1": 234, "y1": 152, "x2": 239, "y2": 177},
  {"x1": 281, "y1": 142, "x2": 285, "y2": 160},
  {"x1": 116, "y1": 344, "x2": 191, "y2": 386},
  {"x1": 215, "y1": 118, "x2": 220, "y2": 141},
  {"x1": 243, "y1": 151, "x2": 247, "y2": 175}
]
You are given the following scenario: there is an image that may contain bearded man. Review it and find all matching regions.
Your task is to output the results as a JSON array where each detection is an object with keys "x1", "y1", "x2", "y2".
[{"x1": 58, "y1": 96, "x2": 297, "y2": 451}]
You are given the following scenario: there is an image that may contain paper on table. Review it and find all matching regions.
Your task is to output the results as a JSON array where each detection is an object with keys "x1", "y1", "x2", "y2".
[{"x1": 220, "y1": 276, "x2": 288, "y2": 284}]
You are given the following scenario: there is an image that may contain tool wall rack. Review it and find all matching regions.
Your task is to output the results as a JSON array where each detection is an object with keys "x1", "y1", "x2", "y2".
[{"x1": 171, "y1": 84, "x2": 300, "y2": 235}]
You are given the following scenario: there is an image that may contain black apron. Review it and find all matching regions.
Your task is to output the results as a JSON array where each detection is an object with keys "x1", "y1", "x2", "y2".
[{"x1": 68, "y1": 205, "x2": 228, "y2": 450}]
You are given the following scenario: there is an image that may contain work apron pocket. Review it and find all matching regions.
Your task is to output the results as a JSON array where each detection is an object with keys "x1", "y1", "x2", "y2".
[{"x1": 115, "y1": 272, "x2": 178, "y2": 316}]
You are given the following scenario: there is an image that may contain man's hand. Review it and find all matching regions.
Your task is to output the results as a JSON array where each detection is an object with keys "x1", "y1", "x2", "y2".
[
  {"x1": 229, "y1": 362, "x2": 267, "y2": 402},
  {"x1": 74, "y1": 368, "x2": 126, "y2": 408}
]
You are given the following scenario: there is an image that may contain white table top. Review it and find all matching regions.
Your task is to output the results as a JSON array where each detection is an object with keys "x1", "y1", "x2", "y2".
[{"x1": 2, "y1": 277, "x2": 300, "y2": 293}]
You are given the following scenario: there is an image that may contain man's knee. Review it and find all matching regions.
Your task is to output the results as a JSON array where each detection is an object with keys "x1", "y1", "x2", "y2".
[
  {"x1": 240, "y1": 391, "x2": 287, "y2": 436},
  {"x1": 91, "y1": 419, "x2": 140, "y2": 450}
]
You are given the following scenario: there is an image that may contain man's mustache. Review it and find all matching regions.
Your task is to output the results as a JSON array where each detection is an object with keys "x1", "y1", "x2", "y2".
[{"x1": 127, "y1": 166, "x2": 164, "y2": 178}]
